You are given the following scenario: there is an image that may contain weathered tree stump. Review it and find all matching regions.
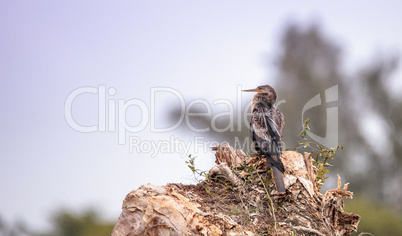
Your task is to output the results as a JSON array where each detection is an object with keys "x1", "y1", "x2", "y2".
[{"x1": 112, "y1": 144, "x2": 360, "y2": 235}]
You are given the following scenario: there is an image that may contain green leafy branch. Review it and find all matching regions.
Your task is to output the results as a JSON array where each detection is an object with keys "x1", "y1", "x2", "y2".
[
  {"x1": 185, "y1": 154, "x2": 208, "y2": 182},
  {"x1": 287, "y1": 119, "x2": 343, "y2": 188}
]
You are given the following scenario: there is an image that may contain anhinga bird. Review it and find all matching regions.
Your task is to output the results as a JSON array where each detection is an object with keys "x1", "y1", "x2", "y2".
[{"x1": 243, "y1": 85, "x2": 286, "y2": 193}]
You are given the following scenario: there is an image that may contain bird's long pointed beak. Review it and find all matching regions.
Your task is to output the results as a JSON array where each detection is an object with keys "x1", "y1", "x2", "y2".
[{"x1": 242, "y1": 88, "x2": 263, "y2": 92}]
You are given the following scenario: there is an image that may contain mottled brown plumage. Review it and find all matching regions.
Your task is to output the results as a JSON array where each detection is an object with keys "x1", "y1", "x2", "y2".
[{"x1": 244, "y1": 85, "x2": 285, "y2": 193}]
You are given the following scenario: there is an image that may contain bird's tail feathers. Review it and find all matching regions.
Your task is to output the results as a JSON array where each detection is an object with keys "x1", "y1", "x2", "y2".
[{"x1": 272, "y1": 166, "x2": 285, "y2": 194}]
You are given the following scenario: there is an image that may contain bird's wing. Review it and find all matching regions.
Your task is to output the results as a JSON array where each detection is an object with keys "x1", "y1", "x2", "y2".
[
  {"x1": 252, "y1": 108, "x2": 282, "y2": 146},
  {"x1": 250, "y1": 105, "x2": 285, "y2": 172},
  {"x1": 264, "y1": 114, "x2": 282, "y2": 140}
]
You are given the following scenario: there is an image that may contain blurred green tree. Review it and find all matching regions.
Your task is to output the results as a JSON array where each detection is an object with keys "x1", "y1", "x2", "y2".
[
  {"x1": 347, "y1": 56, "x2": 401, "y2": 205},
  {"x1": 345, "y1": 197, "x2": 402, "y2": 235},
  {"x1": 0, "y1": 209, "x2": 115, "y2": 236},
  {"x1": 48, "y1": 208, "x2": 114, "y2": 236}
]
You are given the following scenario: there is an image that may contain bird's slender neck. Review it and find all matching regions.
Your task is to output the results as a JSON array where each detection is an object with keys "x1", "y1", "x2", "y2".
[{"x1": 252, "y1": 92, "x2": 276, "y2": 108}]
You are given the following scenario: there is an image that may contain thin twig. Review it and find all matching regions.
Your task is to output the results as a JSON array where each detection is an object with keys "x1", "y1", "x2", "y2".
[{"x1": 256, "y1": 171, "x2": 277, "y2": 235}]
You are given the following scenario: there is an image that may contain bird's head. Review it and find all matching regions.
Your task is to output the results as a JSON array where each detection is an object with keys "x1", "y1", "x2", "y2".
[{"x1": 243, "y1": 85, "x2": 278, "y2": 104}]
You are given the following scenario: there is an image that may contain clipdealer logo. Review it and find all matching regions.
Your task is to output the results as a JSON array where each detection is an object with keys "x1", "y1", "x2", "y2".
[{"x1": 64, "y1": 85, "x2": 339, "y2": 156}]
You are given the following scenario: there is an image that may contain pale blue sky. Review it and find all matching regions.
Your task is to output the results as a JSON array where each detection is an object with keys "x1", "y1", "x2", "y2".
[{"x1": 1, "y1": 0, "x2": 401, "y2": 231}]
